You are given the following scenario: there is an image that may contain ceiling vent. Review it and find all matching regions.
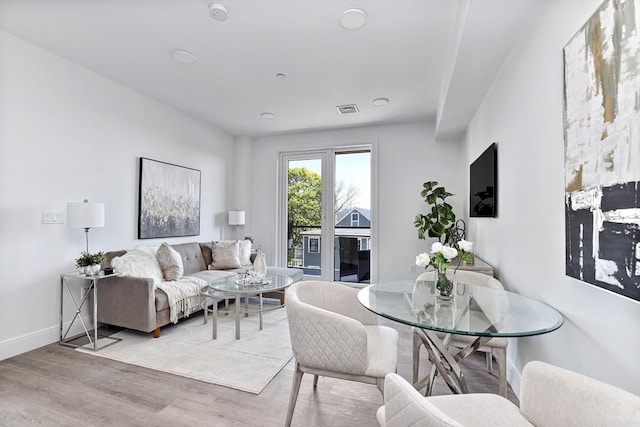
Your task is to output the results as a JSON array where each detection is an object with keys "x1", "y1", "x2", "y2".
[{"x1": 336, "y1": 104, "x2": 359, "y2": 115}]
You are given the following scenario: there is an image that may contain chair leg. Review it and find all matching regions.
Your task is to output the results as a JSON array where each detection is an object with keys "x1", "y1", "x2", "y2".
[
  {"x1": 313, "y1": 374, "x2": 319, "y2": 389},
  {"x1": 285, "y1": 362, "x2": 304, "y2": 427},
  {"x1": 486, "y1": 351, "x2": 493, "y2": 373},
  {"x1": 412, "y1": 330, "x2": 422, "y2": 384},
  {"x1": 493, "y1": 347, "x2": 507, "y2": 398}
]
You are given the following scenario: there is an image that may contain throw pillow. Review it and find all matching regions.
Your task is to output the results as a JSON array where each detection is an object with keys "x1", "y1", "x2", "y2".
[
  {"x1": 156, "y1": 242, "x2": 184, "y2": 281},
  {"x1": 210, "y1": 240, "x2": 241, "y2": 269},
  {"x1": 111, "y1": 246, "x2": 164, "y2": 284},
  {"x1": 238, "y1": 239, "x2": 252, "y2": 266}
]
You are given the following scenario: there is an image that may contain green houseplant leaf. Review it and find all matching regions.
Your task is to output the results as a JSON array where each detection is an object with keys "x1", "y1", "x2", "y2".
[
  {"x1": 415, "y1": 181, "x2": 457, "y2": 244},
  {"x1": 75, "y1": 251, "x2": 106, "y2": 268}
]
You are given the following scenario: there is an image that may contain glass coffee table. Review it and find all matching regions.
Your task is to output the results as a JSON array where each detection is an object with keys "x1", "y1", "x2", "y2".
[{"x1": 201, "y1": 274, "x2": 294, "y2": 340}]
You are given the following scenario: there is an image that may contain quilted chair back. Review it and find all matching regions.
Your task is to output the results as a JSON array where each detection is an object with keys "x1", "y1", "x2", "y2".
[
  {"x1": 520, "y1": 361, "x2": 640, "y2": 426},
  {"x1": 286, "y1": 280, "x2": 369, "y2": 375},
  {"x1": 379, "y1": 373, "x2": 463, "y2": 427},
  {"x1": 417, "y1": 270, "x2": 504, "y2": 290},
  {"x1": 380, "y1": 362, "x2": 640, "y2": 427}
]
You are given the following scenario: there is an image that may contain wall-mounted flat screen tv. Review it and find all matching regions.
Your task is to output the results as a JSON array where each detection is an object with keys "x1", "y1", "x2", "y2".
[{"x1": 470, "y1": 143, "x2": 497, "y2": 217}]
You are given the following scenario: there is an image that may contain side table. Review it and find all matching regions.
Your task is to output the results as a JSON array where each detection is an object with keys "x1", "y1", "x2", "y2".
[{"x1": 60, "y1": 272, "x2": 121, "y2": 351}]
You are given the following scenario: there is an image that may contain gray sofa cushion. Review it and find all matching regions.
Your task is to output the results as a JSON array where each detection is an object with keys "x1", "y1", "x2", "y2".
[
  {"x1": 171, "y1": 242, "x2": 207, "y2": 275},
  {"x1": 267, "y1": 266, "x2": 304, "y2": 282},
  {"x1": 187, "y1": 269, "x2": 237, "y2": 283}
]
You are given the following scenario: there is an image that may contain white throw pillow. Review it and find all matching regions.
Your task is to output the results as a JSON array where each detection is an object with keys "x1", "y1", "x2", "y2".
[
  {"x1": 111, "y1": 246, "x2": 164, "y2": 284},
  {"x1": 156, "y1": 242, "x2": 184, "y2": 281},
  {"x1": 210, "y1": 240, "x2": 241, "y2": 269},
  {"x1": 238, "y1": 239, "x2": 252, "y2": 266}
]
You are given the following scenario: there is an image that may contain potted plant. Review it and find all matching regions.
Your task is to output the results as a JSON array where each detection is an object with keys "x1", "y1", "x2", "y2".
[
  {"x1": 414, "y1": 181, "x2": 472, "y2": 298},
  {"x1": 75, "y1": 251, "x2": 105, "y2": 276},
  {"x1": 413, "y1": 181, "x2": 457, "y2": 244}
]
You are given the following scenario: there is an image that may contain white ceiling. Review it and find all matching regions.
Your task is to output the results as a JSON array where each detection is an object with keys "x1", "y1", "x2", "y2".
[{"x1": 0, "y1": 0, "x2": 541, "y2": 139}]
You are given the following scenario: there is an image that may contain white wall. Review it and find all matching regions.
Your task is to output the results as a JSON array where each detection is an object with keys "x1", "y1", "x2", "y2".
[
  {"x1": 0, "y1": 30, "x2": 234, "y2": 359},
  {"x1": 466, "y1": 1, "x2": 640, "y2": 394},
  {"x1": 249, "y1": 122, "x2": 466, "y2": 282}
]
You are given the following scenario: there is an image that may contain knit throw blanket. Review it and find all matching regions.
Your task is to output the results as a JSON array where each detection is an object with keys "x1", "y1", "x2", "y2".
[{"x1": 157, "y1": 276, "x2": 208, "y2": 324}]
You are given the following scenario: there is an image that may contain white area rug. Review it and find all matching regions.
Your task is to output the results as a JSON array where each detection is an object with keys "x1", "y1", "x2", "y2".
[{"x1": 77, "y1": 304, "x2": 292, "y2": 394}]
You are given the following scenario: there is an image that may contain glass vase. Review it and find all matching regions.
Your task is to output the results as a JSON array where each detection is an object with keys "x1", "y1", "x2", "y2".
[
  {"x1": 435, "y1": 266, "x2": 454, "y2": 301},
  {"x1": 252, "y1": 245, "x2": 267, "y2": 280}
]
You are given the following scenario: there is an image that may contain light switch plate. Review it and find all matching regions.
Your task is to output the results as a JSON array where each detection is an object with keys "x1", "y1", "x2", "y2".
[{"x1": 43, "y1": 210, "x2": 65, "y2": 224}]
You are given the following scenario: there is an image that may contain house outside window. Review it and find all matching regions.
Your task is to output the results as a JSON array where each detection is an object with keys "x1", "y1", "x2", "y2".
[
  {"x1": 360, "y1": 238, "x2": 369, "y2": 250},
  {"x1": 351, "y1": 212, "x2": 359, "y2": 226},
  {"x1": 308, "y1": 237, "x2": 320, "y2": 253}
]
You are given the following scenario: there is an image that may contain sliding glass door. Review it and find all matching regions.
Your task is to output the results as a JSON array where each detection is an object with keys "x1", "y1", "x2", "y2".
[
  {"x1": 284, "y1": 154, "x2": 326, "y2": 278},
  {"x1": 280, "y1": 148, "x2": 372, "y2": 283},
  {"x1": 334, "y1": 150, "x2": 371, "y2": 283}
]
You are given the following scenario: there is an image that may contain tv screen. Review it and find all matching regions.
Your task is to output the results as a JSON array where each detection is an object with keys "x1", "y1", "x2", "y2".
[{"x1": 470, "y1": 143, "x2": 497, "y2": 217}]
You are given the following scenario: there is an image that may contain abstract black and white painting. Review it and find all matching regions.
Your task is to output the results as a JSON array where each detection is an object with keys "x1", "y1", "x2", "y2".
[
  {"x1": 563, "y1": 0, "x2": 639, "y2": 301},
  {"x1": 138, "y1": 158, "x2": 201, "y2": 239}
]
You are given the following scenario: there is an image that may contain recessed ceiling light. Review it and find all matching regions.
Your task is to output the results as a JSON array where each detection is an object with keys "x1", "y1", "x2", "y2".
[
  {"x1": 209, "y1": 3, "x2": 229, "y2": 21},
  {"x1": 171, "y1": 49, "x2": 197, "y2": 64},
  {"x1": 341, "y1": 8, "x2": 367, "y2": 30},
  {"x1": 260, "y1": 112, "x2": 275, "y2": 120},
  {"x1": 372, "y1": 97, "x2": 389, "y2": 107},
  {"x1": 275, "y1": 73, "x2": 286, "y2": 79}
]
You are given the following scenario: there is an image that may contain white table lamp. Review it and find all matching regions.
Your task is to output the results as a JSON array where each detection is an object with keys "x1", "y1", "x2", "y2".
[
  {"x1": 68, "y1": 199, "x2": 105, "y2": 253},
  {"x1": 228, "y1": 210, "x2": 245, "y2": 240}
]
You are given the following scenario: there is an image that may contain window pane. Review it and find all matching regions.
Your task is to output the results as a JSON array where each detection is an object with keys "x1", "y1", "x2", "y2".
[
  {"x1": 335, "y1": 151, "x2": 371, "y2": 283},
  {"x1": 287, "y1": 158, "x2": 322, "y2": 277}
]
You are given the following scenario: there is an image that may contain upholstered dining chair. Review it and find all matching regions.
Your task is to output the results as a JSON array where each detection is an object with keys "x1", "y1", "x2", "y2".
[
  {"x1": 285, "y1": 280, "x2": 399, "y2": 427},
  {"x1": 413, "y1": 270, "x2": 508, "y2": 396},
  {"x1": 377, "y1": 361, "x2": 640, "y2": 426}
]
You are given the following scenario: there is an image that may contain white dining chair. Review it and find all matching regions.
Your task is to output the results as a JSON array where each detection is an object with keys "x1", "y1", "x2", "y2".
[
  {"x1": 378, "y1": 361, "x2": 640, "y2": 426},
  {"x1": 413, "y1": 270, "x2": 508, "y2": 396},
  {"x1": 285, "y1": 280, "x2": 399, "y2": 427}
]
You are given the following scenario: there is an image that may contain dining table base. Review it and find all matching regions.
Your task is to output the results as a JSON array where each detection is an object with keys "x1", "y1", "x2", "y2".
[{"x1": 413, "y1": 328, "x2": 492, "y2": 396}]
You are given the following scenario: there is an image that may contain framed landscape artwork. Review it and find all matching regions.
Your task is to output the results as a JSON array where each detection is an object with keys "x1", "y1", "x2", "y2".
[
  {"x1": 138, "y1": 158, "x2": 201, "y2": 239},
  {"x1": 563, "y1": 0, "x2": 639, "y2": 301}
]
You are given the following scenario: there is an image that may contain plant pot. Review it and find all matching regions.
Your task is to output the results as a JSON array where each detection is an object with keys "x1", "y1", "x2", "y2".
[{"x1": 84, "y1": 264, "x2": 101, "y2": 276}]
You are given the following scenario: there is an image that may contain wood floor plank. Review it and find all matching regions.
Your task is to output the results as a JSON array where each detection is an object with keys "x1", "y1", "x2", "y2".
[{"x1": 0, "y1": 317, "x2": 518, "y2": 426}]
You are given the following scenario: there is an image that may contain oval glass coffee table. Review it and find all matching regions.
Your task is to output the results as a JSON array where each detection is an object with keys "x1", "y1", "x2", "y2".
[{"x1": 201, "y1": 274, "x2": 293, "y2": 340}]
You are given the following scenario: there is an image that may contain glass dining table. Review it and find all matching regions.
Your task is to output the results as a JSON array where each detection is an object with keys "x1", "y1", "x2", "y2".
[{"x1": 357, "y1": 279, "x2": 564, "y2": 395}]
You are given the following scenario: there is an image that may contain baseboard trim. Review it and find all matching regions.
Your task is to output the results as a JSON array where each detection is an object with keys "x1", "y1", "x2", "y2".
[
  {"x1": 0, "y1": 316, "x2": 94, "y2": 361},
  {"x1": 507, "y1": 358, "x2": 522, "y2": 399}
]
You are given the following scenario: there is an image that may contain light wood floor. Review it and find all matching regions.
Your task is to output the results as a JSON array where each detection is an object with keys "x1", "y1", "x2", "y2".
[{"x1": 0, "y1": 317, "x2": 518, "y2": 426}]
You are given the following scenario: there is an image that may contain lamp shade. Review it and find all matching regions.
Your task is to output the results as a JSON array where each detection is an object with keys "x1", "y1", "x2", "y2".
[
  {"x1": 228, "y1": 210, "x2": 245, "y2": 226},
  {"x1": 67, "y1": 200, "x2": 105, "y2": 229}
]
